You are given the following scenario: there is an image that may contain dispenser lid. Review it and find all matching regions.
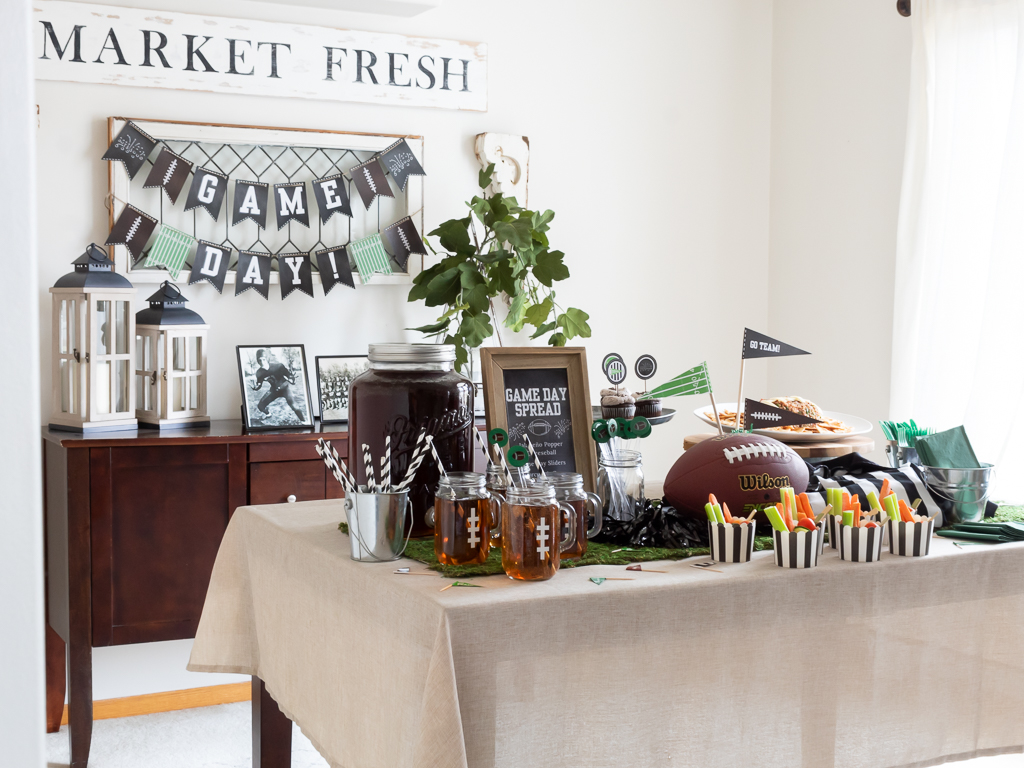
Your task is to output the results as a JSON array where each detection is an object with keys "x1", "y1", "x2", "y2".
[{"x1": 368, "y1": 343, "x2": 456, "y2": 364}]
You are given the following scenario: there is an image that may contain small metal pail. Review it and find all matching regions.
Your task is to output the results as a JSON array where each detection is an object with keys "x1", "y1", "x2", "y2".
[
  {"x1": 344, "y1": 489, "x2": 413, "y2": 562},
  {"x1": 920, "y1": 464, "x2": 995, "y2": 525}
]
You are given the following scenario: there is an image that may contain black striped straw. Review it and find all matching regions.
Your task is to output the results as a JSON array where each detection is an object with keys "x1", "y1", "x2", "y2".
[
  {"x1": 362, "y1": 443, "x2": 377, "y2": 493},
  {"x1": 425, "y1": 435, "x2": 449, "y2": 481},
  {"x1": 472, "y1": 426, "x2": 493, "y2": 466},
  {"x1": 394, "y1": 429, "x2": 429, "y2": 492},
  {"x1": 497, "y1": 444, "x2": 518, "y2": 487},
  {"x1": 381, "y1": 435, "x2": 392, "y2": 492},
  {"x1": 524, "y1": 435, "x2": 547, "y2": 480},
  {"x1": 316, "y1": 438, "x2": 356, "y2": 495}
]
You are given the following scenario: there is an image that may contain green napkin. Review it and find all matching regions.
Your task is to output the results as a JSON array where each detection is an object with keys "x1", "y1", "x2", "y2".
[
  {"x1": 936, "y1": 521, "x2": 1024, "y2": 544},
  {"x1": 936, "y1": 529, "x2": 1010, "y2": 543},
  {"x1": 915, "y1": 426, "x2": 982, "y2": 469}
]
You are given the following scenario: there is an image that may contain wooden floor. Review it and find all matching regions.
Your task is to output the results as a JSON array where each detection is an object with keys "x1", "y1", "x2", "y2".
[{"x1": 59, "y1": 682, "x2": 250, "y2": 726}]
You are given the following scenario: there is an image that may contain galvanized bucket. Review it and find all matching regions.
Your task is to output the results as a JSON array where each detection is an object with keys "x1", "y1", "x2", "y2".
[
  {"x1": 920, "y1": 464, "x2": 995, "y2": 525},
  {"x1": 344, "y1": 489, "x2": 412, "y2": 562}
]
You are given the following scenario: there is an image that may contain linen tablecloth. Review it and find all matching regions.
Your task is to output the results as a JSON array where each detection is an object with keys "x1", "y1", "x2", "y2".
[{"x1": 188, "y1": 500, "x2": 1024, "y2": 768}]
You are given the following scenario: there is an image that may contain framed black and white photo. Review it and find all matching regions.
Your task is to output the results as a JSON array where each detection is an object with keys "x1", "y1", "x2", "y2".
[
  {"x1": 315, "y1": 355, "x2": 370, "y2": 424},
  {"x1": 237, "y1": 345, "x2": 314, "y2": 431}
]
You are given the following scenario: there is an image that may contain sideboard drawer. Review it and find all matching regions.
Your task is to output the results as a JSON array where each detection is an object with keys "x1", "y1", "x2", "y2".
[
  {"x1": 249, "y1": 438, "x2": 347, "y2": 463},
  {"x1": 250, "y1": 460, "x2": 326, "y2": 505}
]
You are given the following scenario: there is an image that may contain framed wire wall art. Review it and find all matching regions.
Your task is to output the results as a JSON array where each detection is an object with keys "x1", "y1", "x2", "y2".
[{"x1": 106, "y1": 117, "x2": 425, "y2": 288}]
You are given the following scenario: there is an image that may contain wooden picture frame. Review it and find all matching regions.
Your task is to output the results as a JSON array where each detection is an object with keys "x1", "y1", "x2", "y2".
[
  {"x1": 236, "y1": 345, "x2": 314, "y2": 431},
  {"x1": 314, "y1": 355, "x2": 370, "y2": 424},
  {"x1": 479, "y1": 347, "x2": 598, "y2": 492}
]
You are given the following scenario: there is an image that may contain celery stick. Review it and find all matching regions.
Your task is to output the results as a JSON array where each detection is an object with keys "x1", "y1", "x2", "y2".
[
  {"x1": 705, "y1": 503, "x2": 717, "y2": 522},
  {"x1": 867, "y1": 491, "x2": 881, "y2": 511},
  {"x1": 842, "y1": 511, "x2": 854, "y2": 527},
  {"x1": 883, "y1": 494, "x2": 899, "y2": 522},
  {"x1": 765, "y1": 505, "x2": 789, "y2": 533},
  {"x1": 712, "y1": 503, "x2": 726, "y2": 524}
]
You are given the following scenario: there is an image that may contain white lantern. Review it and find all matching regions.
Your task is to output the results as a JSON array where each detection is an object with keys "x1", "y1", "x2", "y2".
[
  {"x1": 49, "y1": 244, "x2": 137, "y2": 431},
  {"x1": 135, "y1": 282, "x2": 209, "y2": 429}
]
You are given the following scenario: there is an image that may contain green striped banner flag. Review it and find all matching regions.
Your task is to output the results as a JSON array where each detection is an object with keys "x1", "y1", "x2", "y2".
[
  {"x1": 348, "y1": 233, "x2": 393, "y2": 283},
  {"x1": 143, "y1": 225, "x2": 193, "y2": 280},
  {"x1": 639, "y1": 362, "x2": 712, "y2": 400}
]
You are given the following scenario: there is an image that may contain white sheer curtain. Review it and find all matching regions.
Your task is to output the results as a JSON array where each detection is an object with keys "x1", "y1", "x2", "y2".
[{"x1": 892, "y1": 0, "x2": 1024, "y2": 500}]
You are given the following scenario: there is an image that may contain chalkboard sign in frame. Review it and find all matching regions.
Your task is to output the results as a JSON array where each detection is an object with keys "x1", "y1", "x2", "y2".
[{"x1": 479, "y1": 347, "x2": 598, "y2": 493}]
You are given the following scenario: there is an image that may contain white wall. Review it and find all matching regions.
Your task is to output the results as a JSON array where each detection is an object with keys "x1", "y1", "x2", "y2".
[
  {"x1": 38, "y1": 0, "x2": 774, "y2": 699},
  {"x1": 766, "y1": 0, "x2": 911, "y2": 458},
  {"x1": 2, "y1": 0, "x2": 46, "y2": 763}
]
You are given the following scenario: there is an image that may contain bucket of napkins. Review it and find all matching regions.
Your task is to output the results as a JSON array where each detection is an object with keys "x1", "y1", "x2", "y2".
[{"x1": 915, "y1": 427, "x2": 994, "y2": 525}]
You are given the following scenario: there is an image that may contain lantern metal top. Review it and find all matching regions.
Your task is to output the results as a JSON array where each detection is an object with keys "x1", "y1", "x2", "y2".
[
  {"x1": 136, "y1": 281, "x2": 206, "y2": 326},
  {"x1": 53, "y1": 244, "x2": 135, "y2": 290}
]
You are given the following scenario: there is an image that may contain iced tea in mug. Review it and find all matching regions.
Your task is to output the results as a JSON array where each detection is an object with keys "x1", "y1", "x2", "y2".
[
  {"x1": 499, "y1": 484, "x2": 577, "y2": 581},
  {"x1": 540, "y1": 473, "x2": 602, "y2": 559},
  {"x1": 485, "y1": 464, "x2": 532, "y2": 547},
  {"x1": 429, "y1": 472, "x2": 496, "y2": 566}
]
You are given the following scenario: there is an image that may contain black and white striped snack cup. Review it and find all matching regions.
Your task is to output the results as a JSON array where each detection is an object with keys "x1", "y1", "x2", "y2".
[
  {"x1": 887, "y1": 518, "x2": 935, "y2": 557},
  {"x1": 708, "y1": 521, "x2": 757, "y2": 563},
  {"x1": 772, "y1": 528, "x2": 820, "y2": 569},
  {"x1": 838, "y1": 524, "x2": 885, "y2": 563},
  {"x1": 827, "y1": 514, "x2": 841, "y2": 549}
]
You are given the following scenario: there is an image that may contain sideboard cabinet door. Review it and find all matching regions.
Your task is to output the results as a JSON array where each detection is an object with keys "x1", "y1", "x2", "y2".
[{"x1": 90, "y1": 444, "x2": 241, "y2": 646}]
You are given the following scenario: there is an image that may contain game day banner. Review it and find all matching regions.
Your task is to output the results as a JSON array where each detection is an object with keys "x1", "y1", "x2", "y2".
[
  {"x1": 101, "y1": 122, "x2": 427, "y2": 300},
  {"x1": 34, "y1": 0, "x2": 487, "y2": 111}
]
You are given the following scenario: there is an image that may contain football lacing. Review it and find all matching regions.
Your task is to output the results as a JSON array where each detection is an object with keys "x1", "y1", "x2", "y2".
[{"x1": 722, "y1": 443, "x2": 787, "y2": 464}]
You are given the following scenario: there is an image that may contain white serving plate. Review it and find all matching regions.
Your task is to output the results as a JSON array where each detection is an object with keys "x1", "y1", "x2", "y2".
[{"x1": 692, "y1": 402, "x2": 873, "y2": 443}]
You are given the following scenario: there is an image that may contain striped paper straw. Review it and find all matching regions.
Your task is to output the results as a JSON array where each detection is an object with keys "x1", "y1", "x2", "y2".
[
  {"x1": 316, "y1": 438, "x2": 356, "y2": 495},
  {"x1": 497, "y1": 444, "x2": 517, "y2": 487},
  {"x1": 473, "y1": 426, "x2": 493, "y2": 466},
  {"x1": 362, "y1": 443, "x2": 377, "y2": 493},
  {"x1": 524, "y1": 435, "x2": 547, "y2": 480},
  {"x1": 381, "y1": 435, "x2": 392, "y2": 492},
  {"x1": 425, "y1": 435, "x2": 449, "y2": 481},
  {"x1": 395, "y1": 430, "x2": 429, "y2": 492}
]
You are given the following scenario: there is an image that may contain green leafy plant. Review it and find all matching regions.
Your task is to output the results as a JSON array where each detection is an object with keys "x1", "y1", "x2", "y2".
[{"x1": 407, "y1": 164, "x2": 591, "y2": 371}]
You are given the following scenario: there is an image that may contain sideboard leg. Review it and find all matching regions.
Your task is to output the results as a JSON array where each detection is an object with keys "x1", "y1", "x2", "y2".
[
  {"x1": 252, "y1": 676, "x2": 292, "y2": 768},
  {"x1": 67, "y1": 639, "x2": 92, "y2": 767},
  {"x1": 45, "y1": 622, "x2": 66, "y2": 733}
]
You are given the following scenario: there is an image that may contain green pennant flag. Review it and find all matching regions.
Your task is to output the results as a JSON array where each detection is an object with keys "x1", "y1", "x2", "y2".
[
  {"x1": 639, "y1": 362, "x2": 712, "y2": 400},
  {"x1": 348, "y1": 233, "x2": 393, "y2": 283},
  {"x1": 143, "y1": 225, "x2": 194, "y2": 280}
]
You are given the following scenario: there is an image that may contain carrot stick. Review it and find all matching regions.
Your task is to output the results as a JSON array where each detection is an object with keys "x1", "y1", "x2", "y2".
[
  {"x1": 898, "y1": 499, "x2": 915, "y2": 523},
  {"x1": 777, "y1": 503, "x2": 793, "y2": 532},
  {"x1": 722, "y1": 502, "x2": 735, "y2": 524},
  {"x1": 709, "y1": 493, "x2": 718, "y2": 507},
  {"x1": 880, "y1": 479, "x2": 890, "y2": 501},
  {"x1": 798, "y1": 493, "x2": 813, "y2": 519},
  {"x1": 782, "y1": 494, "x2": 794, "y2": 531},
  {"x1": 843, "y1": 491, "x2": 852, "y2": 510}
]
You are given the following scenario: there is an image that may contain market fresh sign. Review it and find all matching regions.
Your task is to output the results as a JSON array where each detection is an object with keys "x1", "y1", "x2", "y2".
[{"x1": 33, "y1": 0, "x2": 487, "y2": 111}]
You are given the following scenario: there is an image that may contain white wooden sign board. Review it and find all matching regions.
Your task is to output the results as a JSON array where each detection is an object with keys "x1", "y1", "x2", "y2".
[{"x1": 33, "y1": 0, "x2": 487, "y2": 111}]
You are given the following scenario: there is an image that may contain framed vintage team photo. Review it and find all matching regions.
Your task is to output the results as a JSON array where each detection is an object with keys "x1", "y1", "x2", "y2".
[
  {"x1": 236, "y1": 345, "x2": 314, "y2": 431},
  {"x1": 315, "y1": 355, "x2": 370, "y2": 424}
]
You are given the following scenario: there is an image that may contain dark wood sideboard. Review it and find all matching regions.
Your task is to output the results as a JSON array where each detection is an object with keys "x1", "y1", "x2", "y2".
[{"x1": 43, "y1": 421, "x2": 350, "y2": 768}]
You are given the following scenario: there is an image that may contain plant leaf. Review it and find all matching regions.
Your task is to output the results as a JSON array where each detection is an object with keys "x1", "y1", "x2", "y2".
[
  {"x1": 530, "y1": 321, "x2": 556, "y2": 339},
  {"x1": 429, "y1": 217, "x2": 475, "y2": 257},
  {"x1": 425, "y1": 267, "x2": 462, "y2": 307},
  {"x1": 548, "y1": 332, "x2": 567, "y2": 347},
  {"x1": 478, "y1": 163, "x2": 495, "y2": 190},
  {"x1": 459, "y1": 312, "x2": 493, "y2": 348},
  {"x1": 506, "y1": 290, "x2": 528, "y2": 331},
  {"x1": 524, "y1": 296, "x2": 553, "y2": 327},
  {"x1": 556, "y1": 307, "x2": 591, "y2": 339},
  {"x1": 533, "y1": 250, "x2": 570, "y2": 286},
  {"x1": 464, "y1": 284, "x2": 491, "y2": 314},
  {"x1": 532, "y1": 209, "x2": 555, "y2": 232},
  {"x1": 407, "y1": 318, "x2": 451, "y2": 334},
  {"x1": 489, "y1": 258, "x2": 516, "y2": 296}
]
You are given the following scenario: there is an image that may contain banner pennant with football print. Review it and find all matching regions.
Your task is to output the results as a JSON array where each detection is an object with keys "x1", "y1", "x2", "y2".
[
  {"x1": 102, "y1": 121, "x2": 157, "y2": 180},
  {"x1": 188, "y1": 240, "x2": 231, "y2": 293},
  {"x1": 736, "y1": 328, "x2": 811, "y2": 435},
  {"x1": 143, "y1": 225, "x2": 194, "y2": 280},
  {"x1": 311, "y1": 173, "x2": 353, "y2": 223},
  {"x1": 350, "y1": 158, "x2": 394, "y2": 210},
  {"x1": 106, "y1": 204, "x2": 158, "y2": 263},
  {"x1": 348, "y1": 233, "x2": 393, "y2": 282},
  {"x1": 273, "y1": 182, "x2": 310, "y2": 230},
  {"x1": 744, "y1": 398, "x2": 821, "y2": 431},
  {"x1": 234, "y1": 250, "x2": 272, "y2": 299},
  {"x1": 184, "y1": 167, "x2": 229, "y2": 221},
  {"x1": 640, "y1": 361, "x2": 724, "y2": 435},
  {"x1": 232, "y1": 180, "x2": 269, "y2": 229},
  {"x1": 315, "y1": 246, "x2": 355, "y2": 294},
  {"x1": 279, "y1": 253, "x2": 314, "y2": 299},
  {"x1": 380, "y1": 138, "x2": 426, "y2": 192},
  {"x1": 143, "y1": 148, "x2": 193, "y2": 205},
  {"x1": 382, "y1": 217, "x2": 426, "y2": 271}
]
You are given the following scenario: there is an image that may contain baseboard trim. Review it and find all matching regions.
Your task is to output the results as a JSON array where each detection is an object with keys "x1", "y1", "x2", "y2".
[{"x1": 60, "y1": 682, "x2": 251, "y2": 726}]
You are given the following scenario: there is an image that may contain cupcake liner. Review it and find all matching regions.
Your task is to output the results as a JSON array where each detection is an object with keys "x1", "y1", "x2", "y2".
[
  {"x1": 634, "y1": 400, "x2": 662, "y2": 418},
  {"x1": 601, "y1": 404, "x2": 636, "y2": 419},
  {"x1": 772, "y1": 528, "x2": 819, "y2": 568},
  {"x1": 708, "y1": 521, "x2": 756, "y2": 563},
  {"x1": 838, "y1": 524, "x2": 885, "y2": 562},
  {"x1": 827, "y1": 514, "x2": 840, "y2": 549},
  {"x1": 886, "y1": 518, "x2": 935, "y2": 557}
]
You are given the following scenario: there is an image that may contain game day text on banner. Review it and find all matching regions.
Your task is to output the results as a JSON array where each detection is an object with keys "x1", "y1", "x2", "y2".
[{"x1": 34, "y1": 0, "x2": 487, "y2": 111}]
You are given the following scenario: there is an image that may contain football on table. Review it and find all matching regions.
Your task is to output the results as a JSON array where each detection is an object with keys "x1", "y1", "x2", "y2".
[{"x1": 664, "y1": 433, "x2": 809, "y2": 522}]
